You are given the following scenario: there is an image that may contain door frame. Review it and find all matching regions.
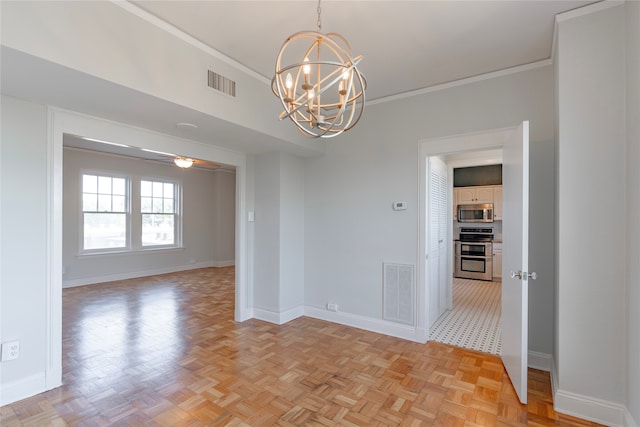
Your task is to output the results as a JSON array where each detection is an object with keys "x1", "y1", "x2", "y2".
[
  {"x1": 45, "y1": 108, "x2": 251, "y2": 391},
  {"x1": 417, "y1": 126, "x2": 516, "y2": 343}
]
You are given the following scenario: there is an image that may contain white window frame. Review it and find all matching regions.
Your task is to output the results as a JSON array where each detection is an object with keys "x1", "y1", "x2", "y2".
[
  {"x1": 79, "y1": 171, "x2": 183, "y2": 255},
  {"x1": 139, "y1": 177, "x2": 182, "y2": 249},
  {"x1": 80, "y1": 170, "x2": 131, "y2": 254}
]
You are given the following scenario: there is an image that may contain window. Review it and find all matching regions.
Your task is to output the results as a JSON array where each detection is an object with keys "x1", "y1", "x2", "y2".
[
  {"x1": 140, "y1": 180, "x2": 176, "y2": 247},
  {"x1": 80, "y1": 173, "x2": 181, "y2": 254},
  {"x1": 82, "y1": 174, "x2": 128, "y2": 251}
]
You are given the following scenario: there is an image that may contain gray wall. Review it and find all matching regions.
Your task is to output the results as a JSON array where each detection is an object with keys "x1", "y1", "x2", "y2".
[
  {"x1": 253, "y1": 152, "x2": 305, "y2": 319},
  {"x1": 556, "y1": 1, "x2": 626, "y2": 408},
  {"x1": 212, "y1": 170, "x2": 236, "y2": 264},
  {"x1": 254, "y1": 153, "x2": 281, "y2": 312},
  {"x1": 1, "y1": 95, "x2": 49, "y2": 397},
  {"x1": 304, "y1": 65, "x2": 556, "y2": 355},
  {"x1": 62, "y1": 147, "x2": 236, "y2": 287},
  {"x1": 626, "y1": 0, "x2": 640, "y2": 423}
]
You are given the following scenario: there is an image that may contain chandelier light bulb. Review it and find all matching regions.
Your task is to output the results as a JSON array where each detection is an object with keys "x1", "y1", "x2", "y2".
[
  {"x1": 284, "y1": 73, "x2": 294, "y2": 103},
  {"x1": 303, "y1": 57, "x2": 311, "y2": 75}
]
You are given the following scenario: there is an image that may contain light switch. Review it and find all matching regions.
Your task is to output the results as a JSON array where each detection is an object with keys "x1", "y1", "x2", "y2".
[{"x1": 248, "y1": 211, "x2": 255, "y2": 222}]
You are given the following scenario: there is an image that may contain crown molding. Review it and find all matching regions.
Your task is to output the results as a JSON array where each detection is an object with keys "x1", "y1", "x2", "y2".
[
  {"x1": 555, "y1": 0, "x2": 624, "y2": 23},
  {"x1": 114, "y1": 0, "x2": 623, "y2": 108},
  {"x1": 369, "y1": 59, "x2": 552, "y2": 106},
  {"x1": 551, "y1": 1, "x2": 624, "y2": 69}
]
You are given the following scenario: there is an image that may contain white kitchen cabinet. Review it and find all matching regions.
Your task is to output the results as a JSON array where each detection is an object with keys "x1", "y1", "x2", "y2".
[
  {"x1": 493, "y1": 186, "x2": 503, "y2": 220},
  {"x1": 456, "y1": 186, "x2": 494, "y2": 204},
  {"x1": 493, "y1": 242, "x2": 502, "y2": 280}
]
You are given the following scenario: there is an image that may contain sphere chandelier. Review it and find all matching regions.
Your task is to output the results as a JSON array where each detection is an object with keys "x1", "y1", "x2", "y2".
[{"x1": 272, "y1": 0, "x2": 366, "y2": 138}]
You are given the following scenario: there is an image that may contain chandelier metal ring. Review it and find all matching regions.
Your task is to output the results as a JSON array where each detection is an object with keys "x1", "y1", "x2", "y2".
[{"x1": 272, "y1": 26, "x2": 366, "y2": 138}]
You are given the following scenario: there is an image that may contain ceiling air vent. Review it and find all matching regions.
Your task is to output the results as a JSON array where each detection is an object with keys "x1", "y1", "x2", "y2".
[{"x1": 208, "y1": 70, "x2": 236, "y2": 98}]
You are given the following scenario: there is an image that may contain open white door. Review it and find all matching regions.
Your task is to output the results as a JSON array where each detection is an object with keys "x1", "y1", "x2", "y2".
[{"x1": 501, "y1": 121, "x2": 532, "y2": 404}]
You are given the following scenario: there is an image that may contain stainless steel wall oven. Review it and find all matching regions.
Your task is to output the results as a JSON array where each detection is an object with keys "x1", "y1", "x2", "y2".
[{"x1": 455, "y1": 227, "x2": 494, "y2": 281}]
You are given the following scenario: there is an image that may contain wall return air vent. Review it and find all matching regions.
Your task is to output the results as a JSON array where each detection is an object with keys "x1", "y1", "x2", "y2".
[
  {"x1": 383, "y1": 262, "x2": 415, "y2": 326},
  {"x1": 208, "y1": 70, "x2": 236, "y2": 98}
]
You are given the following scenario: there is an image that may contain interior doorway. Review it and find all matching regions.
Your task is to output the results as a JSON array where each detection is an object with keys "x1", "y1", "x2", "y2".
[
  {"x1": 45, "y1": 108, "x2": 249, "y2": 393},
  {"x1": 431, "y1": 150, "x2": 503, "y2": 355},
  {"x1": 417, "y1": 129, "x2": 507, "y2": 353}
]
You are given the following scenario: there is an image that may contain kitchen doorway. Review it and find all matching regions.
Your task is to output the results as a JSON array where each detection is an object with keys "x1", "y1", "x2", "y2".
[
  {"x1": 417, "y1": 129, "x2": 506, "y2": 355},
  {"x1": 433, "y1": 150, "x2": 503, "y2": 355}
]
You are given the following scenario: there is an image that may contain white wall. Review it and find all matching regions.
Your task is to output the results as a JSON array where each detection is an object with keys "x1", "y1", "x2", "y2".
[
  {"x1": 304, "y1": 65, "x2": 556, "y2": 354},
  {"x1": 0, "y1": 95, "x2": 50, "y2": 403},
  {"x1": 625, "y1": 1, "x2": 640, "y2": 424},
  {"x1": 555, "y1": 2, "x2": 627, "y2": 422},
  {"x1": 62, "y1": 147, "x2": 236, "y2": 287}
]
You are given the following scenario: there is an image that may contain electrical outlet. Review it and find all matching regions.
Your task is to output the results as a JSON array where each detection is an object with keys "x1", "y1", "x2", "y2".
[
  {"x1": 1, "y1": 340, "x2": 20, "y2": 361},
  {"x1": 326, "y1": 303, "x2": 338, "y2": 312}
]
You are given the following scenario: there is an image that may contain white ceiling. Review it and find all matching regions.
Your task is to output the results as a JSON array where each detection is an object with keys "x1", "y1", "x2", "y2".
[
  {"x1": 132, "y1": 0, "x2": 597, "y2": 101},
  {"x1": 2, "y1": 0, "x2": 598, "y2": 160}
]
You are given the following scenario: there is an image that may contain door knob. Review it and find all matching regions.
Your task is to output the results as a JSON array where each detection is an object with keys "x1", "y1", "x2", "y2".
[{"x1": 510, "y1": 270, "x2": 537, "y2": 280}]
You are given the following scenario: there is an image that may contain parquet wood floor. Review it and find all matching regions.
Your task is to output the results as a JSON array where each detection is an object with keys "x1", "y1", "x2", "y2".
[{"x1": 1, "y1": 267, "x2": 602, "y2": 426}]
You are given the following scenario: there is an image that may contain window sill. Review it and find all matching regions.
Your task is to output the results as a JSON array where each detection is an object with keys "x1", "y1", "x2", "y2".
[{"x1": 76, "y1": 246, "x2": 185, "y2": 258}]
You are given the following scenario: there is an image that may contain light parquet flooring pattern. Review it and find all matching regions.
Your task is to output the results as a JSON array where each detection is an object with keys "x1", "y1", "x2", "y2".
[
  {"x1": 1, "y1": 267, "x2": 602, "y2": 426},
  {"x1": 429, "y1": 279, "x2": 502, "y2": 355}
]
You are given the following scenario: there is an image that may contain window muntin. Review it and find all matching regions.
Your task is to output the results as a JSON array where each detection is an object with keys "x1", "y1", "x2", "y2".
[
  {"x1": 141, "y1": 180, "x2": 176, "y2": 247},
  {"x1": 82, "y1": 174, "x2": 128, "y2": 251}
]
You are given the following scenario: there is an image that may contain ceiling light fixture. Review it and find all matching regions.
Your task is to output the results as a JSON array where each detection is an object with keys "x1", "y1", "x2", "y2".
[
  {"x1": 174, "y1": 157, "x2": 194, "y2": 168},
  {"x1": 272, "y1": 0, "x2": 366, "y2": 138}
]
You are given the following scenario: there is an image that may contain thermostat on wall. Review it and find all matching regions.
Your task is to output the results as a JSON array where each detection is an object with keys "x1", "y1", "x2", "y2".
[{"x1": 392, "y1": 201, "x2": 407, "y2": 211}]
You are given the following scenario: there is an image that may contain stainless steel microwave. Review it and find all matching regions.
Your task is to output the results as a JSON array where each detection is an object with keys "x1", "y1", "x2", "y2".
[{"x1": 457, "y1": 203, "x2": 494, "y2": 223}]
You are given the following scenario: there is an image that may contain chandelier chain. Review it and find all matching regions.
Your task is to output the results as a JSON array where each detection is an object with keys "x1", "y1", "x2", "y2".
[{"x1": 316, "y1": 0, "x2": 322, "y2": 32}]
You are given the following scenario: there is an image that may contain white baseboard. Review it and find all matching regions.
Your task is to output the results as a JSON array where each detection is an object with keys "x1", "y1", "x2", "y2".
[
  {"x1": 303, "y1": 306, "x2": 420, "y2": 342},
  {"x1": 551, "y1": 357, "x2": 560, "y2": 405},
  {"x1": 212, "y1": 260, "x2": 235, "y2": 267},
  {"x1": 0, "y1": 372, "x2": 47, "y2": 406},
  {"x1": 625, "y1": 409, "x2": 639, "y2": 427},
  {"x1": 415, "y1": 327, "x2": 429, "y2": 344},
  {"x1": 528, "y1": 350, "x2": 552, "y2": 371},
  {"x1": 62, "y1": 261, "x2": 219, "y2": 288},
  {"x1": 550, "y1": 358, "x2": 630, "y2": 427},
  {"x1": 554, "y1": 388, "x2": 627, "y2": 427},
  {"x1": 253, "y1": 305, "x2": 304, "y2": 325}
]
